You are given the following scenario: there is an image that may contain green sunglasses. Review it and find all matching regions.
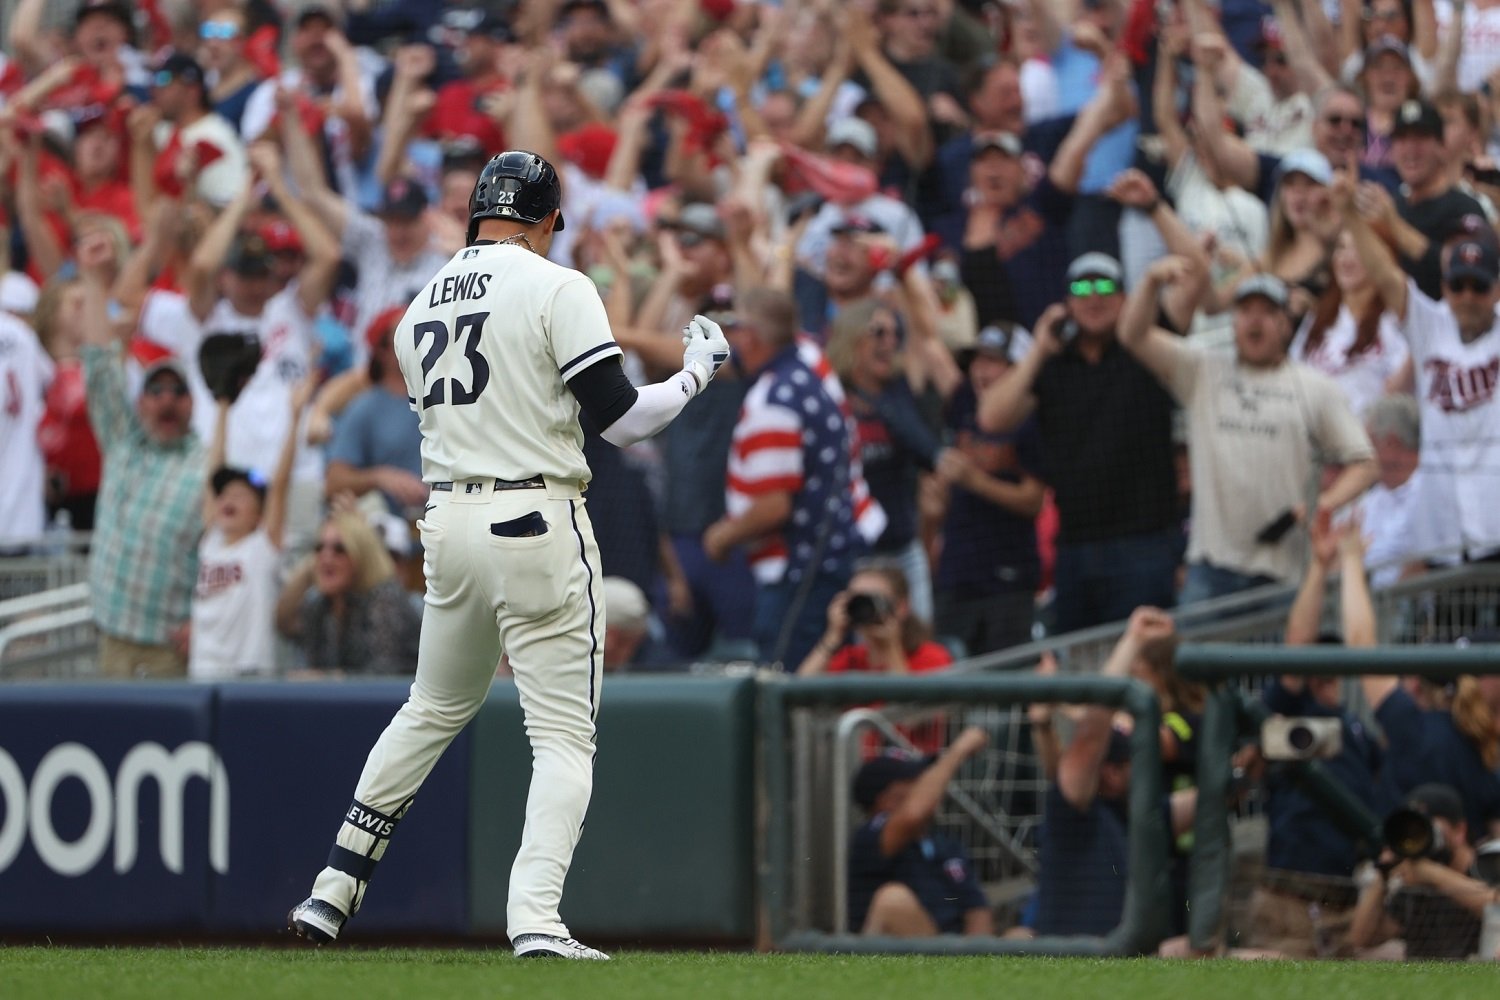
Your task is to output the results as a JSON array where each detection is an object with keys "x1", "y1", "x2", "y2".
[{"x1": 1069, "y1": 278, "x2": 1120, "y2": 298}]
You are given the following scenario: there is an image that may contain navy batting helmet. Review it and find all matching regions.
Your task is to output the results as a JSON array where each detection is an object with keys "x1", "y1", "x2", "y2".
[{"x1": 467, "y1": 150, "x2": 566, "y2": 244}]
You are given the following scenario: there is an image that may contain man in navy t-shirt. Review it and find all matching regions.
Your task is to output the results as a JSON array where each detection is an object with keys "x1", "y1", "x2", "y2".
[{"x1": 846, "y1": 730, "x2": 992, "y2": 935}]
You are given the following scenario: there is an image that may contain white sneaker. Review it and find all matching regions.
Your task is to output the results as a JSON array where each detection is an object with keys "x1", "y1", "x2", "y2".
[{"x1": 511, "y1": 933, "x2": 610, "y2": 960}]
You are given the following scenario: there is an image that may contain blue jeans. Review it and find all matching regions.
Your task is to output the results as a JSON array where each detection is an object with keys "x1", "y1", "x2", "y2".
[
  {"x1": 1052, "y1": 528, "x2": 1180, "y2": 634},
  {"x1": 753, "y1": 569, "x2": 850, "y2": 670},
  {"x1": 1178, "y1": 561, "x2": 1277, "y2": 608}
]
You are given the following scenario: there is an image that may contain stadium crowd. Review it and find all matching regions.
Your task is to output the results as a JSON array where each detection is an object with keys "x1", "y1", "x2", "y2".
[{"x1": 2, "y1": 0, "x2": 1500, "y2": 958}]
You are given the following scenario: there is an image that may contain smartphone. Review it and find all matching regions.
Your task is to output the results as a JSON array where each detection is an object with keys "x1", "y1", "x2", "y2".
[{"x1": 1255, "y1": 508, "x2": 1298, "y2": 545}]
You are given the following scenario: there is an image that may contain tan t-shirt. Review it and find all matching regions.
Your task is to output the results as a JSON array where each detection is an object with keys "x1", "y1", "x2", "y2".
[{"x1": 1159, "y1": 342, "x2": 1374, "y2": 582}]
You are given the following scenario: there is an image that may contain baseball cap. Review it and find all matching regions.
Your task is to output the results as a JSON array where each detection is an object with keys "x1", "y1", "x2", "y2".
[
  {"x1": 378, "y1": 177, "x2": 429, "y2": 220},
  {"x1": 0, "y1": 271, "x2": 39, "y2": 315},
  {"x1": 1441, "y1": 212, "x2": 1497, "y2": 246},
  {"x1": 831, "y1": 213, "x2": 886, "y2": 237},
  {"x1": 141, "y1": 354, "x2": 192, "y2": 388},
  {"x1": 972, "y1": 131, "x2": 1023, "y2": 158},
  {"x1": 295, "y1": 4, "x2": 340, "y2": 29},
  {"x1": 364, "y1": 305, "x2": 406, "y2": 352},
  {"x1": 669, "y1": 202, "x2": 726, "y2": 244},
  {"x1": 258, "y1": 220, "x2": 304, "y2": 256},
  {"x1": 153, "y1": 52, "x2": 206, "y2": 90},
  {"x1": 602, "y1": 576, "x2": 650, "y2": 631},
  {"x1": 973, "y1": 324, "x2": 1014, "y2": 359},
  {"x1": 211, "y1": 466, "x2": 267, "y2": 501},
  {"x1": 1392, "y1": 99, "x2": 1443, "y2": 140},
  {"x1": 1364, "y1": 34, "x2": 1413, "y2": 68},
  {"x1": 1066, "y1": 252, "x2": 1123, "y2": 283},
  {"x1": 1405, "y1": 783, "x2": 1465, "y2": 826},
  {"x1": 226, "y1": 233, "x2": 274, "y2": 277},
  {"x1": 1274, "y1": 148, "x2": 1333, "y2": 187},
  {"x1": 558, "y1": 123, "x2": 619, "y2": 181},
  {"x1": 1444, "y1": 239, "x2": 1500, "y2": 287},
  {"x1": 828, "y1": 117, "x2": 878, "y2": 160},
  {"x1": 75, "y1": 0, "x2": 133, "y2": 32},
  {"x1": 852, "y1": 751, "x2": 929, "y2": 811},
  {"x1": 1234, "y1": 273, "x2": 1290, "y2": 310}
]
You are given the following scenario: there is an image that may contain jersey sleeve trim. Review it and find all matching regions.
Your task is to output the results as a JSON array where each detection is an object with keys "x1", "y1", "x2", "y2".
[{"x1": 559, "y1": 341, "x2": 624, "y2": 381}]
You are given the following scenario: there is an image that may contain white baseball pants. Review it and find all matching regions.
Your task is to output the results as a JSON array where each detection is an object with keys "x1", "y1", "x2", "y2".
[{"x1": 309, "y1": 476, "x2": 605, "y2": 939}]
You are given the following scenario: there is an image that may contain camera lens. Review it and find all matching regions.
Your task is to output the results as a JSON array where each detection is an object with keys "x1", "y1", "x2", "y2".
[{"x1": 1287, "y1": 723, "x2": 1315, "y2": 752}]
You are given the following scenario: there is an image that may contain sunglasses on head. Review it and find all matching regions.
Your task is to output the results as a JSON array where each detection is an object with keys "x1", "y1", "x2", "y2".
[
  {"x1": 1069, "y1": 278, "x2": 1119, "y2": 298},
  {"x1": 1446, "y1": 277, "x2": 1494, "y2": 296},
  {"x1": 143, "y1": 381, "x2": 190, "y2": 398},
  {"x1": 200, "y1": 22, "x2": 240, "y2": 40},
  {"x1": 315, "y1": 540, "x2": 348, "y2": 556},
  {"x1": 153, "y1": 70, "x2": 176, "y2": 89}
]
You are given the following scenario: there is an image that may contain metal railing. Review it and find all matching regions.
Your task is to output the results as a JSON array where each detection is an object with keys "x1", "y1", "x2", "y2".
[{"x1": 0, "y1": 582, "x2": 96, "y2": 679}]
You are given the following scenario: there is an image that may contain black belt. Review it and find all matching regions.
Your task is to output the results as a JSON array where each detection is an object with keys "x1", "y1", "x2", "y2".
[{"x1": 431, "y1": 476, "x2": 545, "y2": 492}]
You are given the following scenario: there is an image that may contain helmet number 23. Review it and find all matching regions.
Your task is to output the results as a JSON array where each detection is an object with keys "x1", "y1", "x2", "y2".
[{"x1": 413, "y1": 311, "x2": 491, "y2": 406}]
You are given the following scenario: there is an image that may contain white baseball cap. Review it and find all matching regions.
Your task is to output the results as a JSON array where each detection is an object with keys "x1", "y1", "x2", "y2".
[{"x1": 827, "y1": 117, "x2": 878, "y2": 160}]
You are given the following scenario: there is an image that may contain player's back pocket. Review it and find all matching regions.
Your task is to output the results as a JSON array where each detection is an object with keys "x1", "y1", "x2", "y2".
[{"x1": 490, "y1": 510, "x2": 548, "y2": 538}]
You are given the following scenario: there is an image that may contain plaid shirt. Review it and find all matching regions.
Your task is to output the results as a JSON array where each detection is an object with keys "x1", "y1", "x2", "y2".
[{"x1": 83, "y1": 344, "x2": 205, "y2": 644}]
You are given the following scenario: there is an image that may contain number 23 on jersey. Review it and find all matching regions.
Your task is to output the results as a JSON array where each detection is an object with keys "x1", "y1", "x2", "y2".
[{"x1": 413, "y1": 311, "x2": 491, "y2": 407}]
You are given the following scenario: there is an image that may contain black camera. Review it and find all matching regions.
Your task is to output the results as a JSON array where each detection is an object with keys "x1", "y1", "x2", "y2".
[
  {"x1": 1383, "y1": 807, "x2": 1452, "y2": 865},
  {"x1": 846, "y1": 592, "x2": 894, "y2": 627}
]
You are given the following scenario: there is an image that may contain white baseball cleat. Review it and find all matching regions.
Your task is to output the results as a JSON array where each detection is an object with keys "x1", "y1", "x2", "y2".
[
  {"x1": 287, "y1": 896, "x2": 347, "y2": 944},
  {"x1": 511, "y1": 933, "x2": 610, "y2": 960}
]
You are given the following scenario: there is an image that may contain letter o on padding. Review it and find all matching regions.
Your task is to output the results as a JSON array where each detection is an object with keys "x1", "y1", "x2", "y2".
[{"x1": 29, "y1": 743, "x2": 113, "y2": 877}]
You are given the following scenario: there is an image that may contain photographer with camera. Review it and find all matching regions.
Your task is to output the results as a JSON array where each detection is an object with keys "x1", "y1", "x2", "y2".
[
  {"x1": 1119, "y1": 257, "x2": 1378, "y2": 604},
  {"x1": 977, "y1": 251, "x2": 1181, "y2": 633},
  {"x1": 1349, "y1": 784, "x2": 1500, "y2": 959},
  {"x1": 797, "y1": 561, "x2": 952, "y2": 677},
  {"x1": 1243, "y1": 511, "x2": 1388, "y2": 958}
]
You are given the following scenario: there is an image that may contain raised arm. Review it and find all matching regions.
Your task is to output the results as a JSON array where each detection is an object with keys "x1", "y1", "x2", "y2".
[
  {"x1": 1286, "y1": 509, "x2": 1337, "y2": 645},
  {"x1": 279, "y1": 88, "x2": 350, "y2": 238},
  {"x1": 248, "y1": 143, "x2": 340, "y2": 319},
  {"x1": 1153, "y1": 28, "x2": 1190, "y2": 170},
  {"x1": 1027, "y1": 0, "x2": 1066, "y2": 57},
  {"x1": 789, "y1": 32, "x2": 855, "y2": 150},
  {"x1": 1339, "y1": 176, "x2": 1410, "y2": 321},
  {"x1": 1190, "y1": 56, "x2": 1261, "y2": 191},
  {"x1": 126, "y1": 105, "x2": 164, "y2": 221},
  {"x1": 504, "y1": 54, "x2": 560, "y2": 167},
  {"x1": 1337, "y1": 514, "x2": 1377, "y2": 646},
  {"x1": 843, "y1": 6, "x2": 933, "y2": 170},
  {"x1": 1434, "y1": 0, "x2": 1466, "y2": 96},
  {"x1": 1412, "y1": 0, "x2": 1439, "y2": 61},
  {"x1": 1049, "y1": 52, "x2": 1136, "y2": 194},
  {"x1": 1271, "y1": 0, "x2": 1336, "y2": 96},
  {"x1": 374, "y1": 45, "x2": 438, "y2": 188},
  {"x1": 6, "y1": 0, "x2": 52, "y2": 72},
  {"x1": 187, "y1": 179, "x2": 255, "y2": 321},
  {"x1": 1109, "y1": 169, "x2": 1210, "y2": 331},
  {"x1": 114, "y1": 198, "x2": 180, "y2": 328},
  {"x1": 976, "y1": 311, "x2": 1058, "y2": 433},
  {"x1": 1118, "y1": 255, "x2": 1193, "y2": 385},
  {"x1": 324, "y1": 31, "x2": 374, "y2": 162},
  {"x1": 264, "y1": 373, "x2": 318, "y2": 550},
  {"x1": 876, "y1": 727, "x2": 989, "y2": 856},
  {"x1": 11, "y1": 132, "x2": 65, "y2": 280},
  {"x1": 202, "y1": 401, "x2": 231, "y2": 527}
]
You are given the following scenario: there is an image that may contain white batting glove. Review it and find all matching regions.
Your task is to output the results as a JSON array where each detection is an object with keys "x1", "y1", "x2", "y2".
[{"x1": 682, "y1": 314, "x2": 731, "y2": 392}]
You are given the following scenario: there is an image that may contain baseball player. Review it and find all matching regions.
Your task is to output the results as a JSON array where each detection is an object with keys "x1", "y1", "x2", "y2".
[{"x1": 288, "y1": 151, "x2": 731, "y2": 960}]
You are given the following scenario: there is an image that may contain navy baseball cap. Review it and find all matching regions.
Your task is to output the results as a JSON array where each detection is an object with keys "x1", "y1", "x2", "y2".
[
  {"x1": 153, "y1": 52, "x2": 206, "y2": 90},
  {"x1": 1392, "y1": 99, "x2": 1444, "y2": 140},
  {"x1": 852, "y1": 752, "x2": 928, "y2": 811},
  {"x1": 1364, "y1": 34, "x2": 1413, "y2": 68},
  {"x1": 379, "y1": 177, "x2": 429, "y2": 220},
  {"x1": 211, "y1": 466, "x2": 268, "y2": 501},
  {"x1": 1445, "y1": 239, "x2": 1500, "y2": 287}
]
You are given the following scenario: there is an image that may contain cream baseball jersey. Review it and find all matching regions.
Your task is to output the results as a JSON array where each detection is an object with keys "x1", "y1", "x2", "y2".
[{"x1": 393, "y1": 242, "x2": 623, "y2": 485}]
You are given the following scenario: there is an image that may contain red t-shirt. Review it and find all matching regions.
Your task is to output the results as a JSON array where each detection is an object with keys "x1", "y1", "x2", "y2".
[
  {"x1": 827, "y1": 640, "x2": 953, "y2": 674},
  {"x1": 37, "y1": 361, "x2": 101, "y2": 497}
]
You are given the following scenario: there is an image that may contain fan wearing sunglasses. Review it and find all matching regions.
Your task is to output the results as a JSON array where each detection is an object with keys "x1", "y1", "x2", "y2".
[
  {"x1": 1342, "y1": 176, "x2": 1500, "y2": 564},
  {"x1": 198, "y1": 8, "x2": 265, "y2": 135}
]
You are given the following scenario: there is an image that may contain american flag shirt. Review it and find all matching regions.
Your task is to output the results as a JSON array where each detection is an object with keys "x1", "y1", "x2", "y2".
[{"x1": 727, "y1": 342, "x2": 885, "y2": 585}]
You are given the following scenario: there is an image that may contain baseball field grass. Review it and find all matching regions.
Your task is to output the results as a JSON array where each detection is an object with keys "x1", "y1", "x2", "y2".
[{"x1": 5, "y1": 947, "x2": 1499, "y2": 1000}]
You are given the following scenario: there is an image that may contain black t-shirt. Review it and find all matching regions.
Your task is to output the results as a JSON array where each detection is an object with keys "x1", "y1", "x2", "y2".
[
  {"x1": 934, "y1": 382, "x2": 1042, "y2": 594},
  {"x1": 1034, "y1": 785, "x2": 1130, "y2": 936},
  {"x1": 848, "y1": 814, "x2": 988, "y2": 933},
  {"x1": 1031, "y1": 339, "x2": 1179, "y2": 543},
  {"x1": 850, "y1": 379, "x2": 943, "y2": 553},
  {"x1": 1377, "y1": 688, "x2": 1500, "y2": 842},
  {"x1": 1399, "y1": 186, "x2": 1487, "y2": 300},
  {"x1": 1389, "y1": 875, "x2": 1484, "y2": 959}
]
